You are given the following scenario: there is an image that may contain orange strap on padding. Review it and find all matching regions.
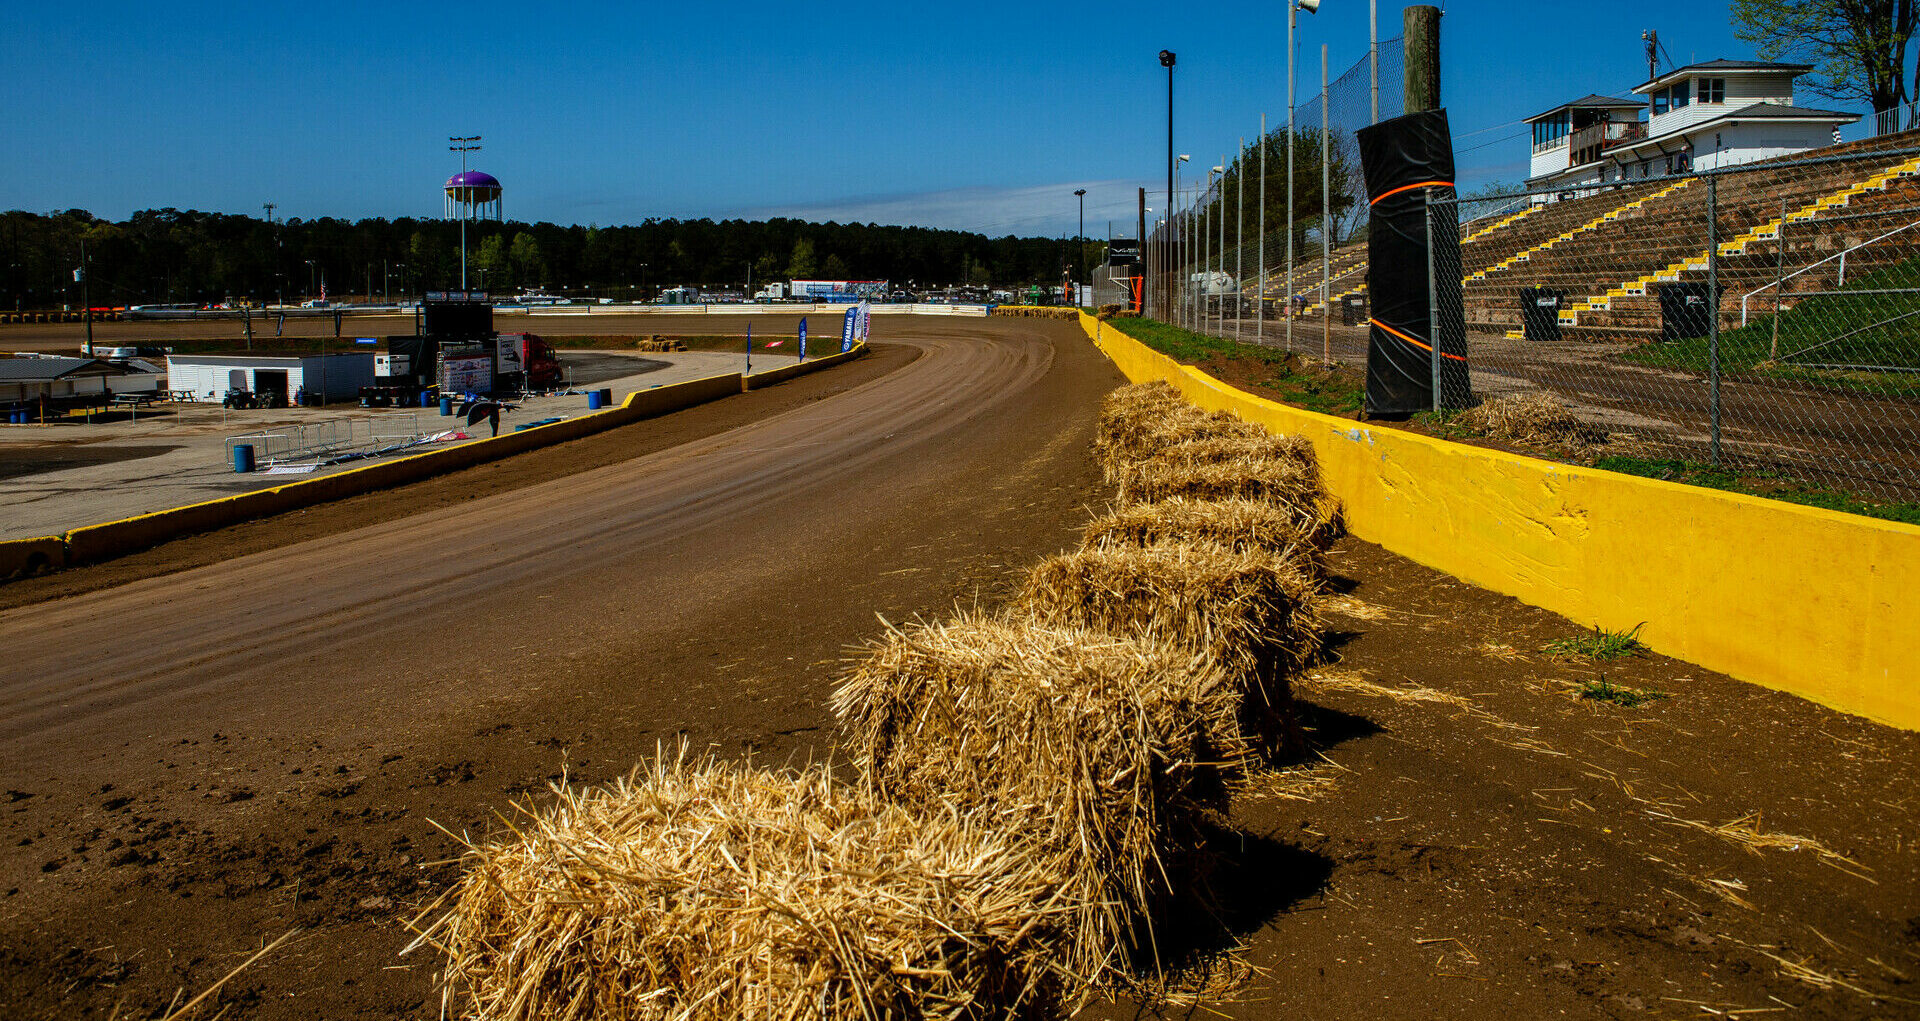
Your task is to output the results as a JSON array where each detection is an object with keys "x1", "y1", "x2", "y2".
[
  {"x1": 1369, "y1": 180, "x2": 1456, "y2": 205},
  {"x1": 1368, "y1": 317, "x2": 1470, "y2": 363}
]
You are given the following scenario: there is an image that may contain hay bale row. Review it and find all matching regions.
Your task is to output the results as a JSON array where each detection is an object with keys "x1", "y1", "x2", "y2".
[
  {"x1": 429, "y1": 380, "x2": 1343, "y2": 1020},
  {"x1": 423, "y1": 756, "x2": 1078, "y2": 1020}
]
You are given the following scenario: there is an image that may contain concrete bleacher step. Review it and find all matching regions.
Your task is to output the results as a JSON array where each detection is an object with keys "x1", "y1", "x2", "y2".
[
  {"x1": 1464, "y1": 178, "x2": 1696, "y2": 286},
  {"x1": 1554, "y1": 155, "x2": 1920, "y2": 326}
]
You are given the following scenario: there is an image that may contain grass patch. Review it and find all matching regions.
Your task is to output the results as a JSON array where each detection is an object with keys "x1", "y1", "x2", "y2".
[
  {"x1": 1594, "y1": 455, "x2": 1920, "y2": 526},
  {"x1": 1578, "y1": 675, "x2": 1669, "y2": 707},
  {"x1": 1543, "y1": 622, "x2": 1647, "y2": 660},
  {"x1": 1622, "y1": 255, "x2": 1920, "y2": 398},
  {"x1": 1104, "y1": 318, "x2": 1366, "y2": 416}
]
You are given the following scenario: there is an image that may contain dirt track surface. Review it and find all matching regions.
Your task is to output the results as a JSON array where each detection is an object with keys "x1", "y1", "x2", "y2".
[{"x1": 4, "y1": 316, "x2": 1917, "y2": 1019}]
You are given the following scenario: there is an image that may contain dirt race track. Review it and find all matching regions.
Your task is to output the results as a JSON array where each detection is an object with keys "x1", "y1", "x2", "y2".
[{"x1": 2, "y1": 316, "x2": 1917, "y2": 1019}]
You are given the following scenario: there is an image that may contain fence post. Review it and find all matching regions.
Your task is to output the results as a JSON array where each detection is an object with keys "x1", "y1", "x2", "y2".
[
  {"x1": 1322, "y1": 44, "x2": 1332, "y2": 367},
  {"x1": 1769, "y1": 196, "x2": 1784, "y2": 360},
  {"x1": 1259, "y1": 114, "x2": 1267, "y2": 345},
  {"x1": 1708, "y1": 174, "x2": 1723, "y2": 466},
  {"x1": 1426, "y1": 191, "x2": 1442, "y2": 413}
]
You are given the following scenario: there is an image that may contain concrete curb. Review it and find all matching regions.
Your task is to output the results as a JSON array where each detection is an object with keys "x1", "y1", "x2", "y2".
[{"x1": 1079, "y1": 312, "x2": 1920, "y2": 731}]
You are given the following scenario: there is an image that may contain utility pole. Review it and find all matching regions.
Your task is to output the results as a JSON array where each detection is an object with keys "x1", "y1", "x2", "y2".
[
  {"x1": 1405, "y1": 5, "x2": 1441, "y2": 114},
  {"x1": 1136, "y1": 187, "x2": 1146, "y2": 313}
]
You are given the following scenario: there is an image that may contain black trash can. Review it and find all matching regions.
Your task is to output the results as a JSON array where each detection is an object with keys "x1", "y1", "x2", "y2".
[
  {"x1": 1519, "y1": 288, "x2": 1566, "y2": 342},
  {"x1": 1659, "y1": 282, "x2": 1714, "y2": 341},
  {"x1": 1341, "y1": 294, "x2": 1367, "y2": 326}
]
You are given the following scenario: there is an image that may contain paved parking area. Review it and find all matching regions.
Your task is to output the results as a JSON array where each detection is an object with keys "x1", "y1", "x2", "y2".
[{"x1": 0, "y1": 350, "x2": 786, "y2": 538}]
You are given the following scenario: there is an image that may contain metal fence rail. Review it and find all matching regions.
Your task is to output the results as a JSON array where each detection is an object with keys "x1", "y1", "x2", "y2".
[
  {"x1": 225, "y1": 413, "x2": 433, "y2": 467},
  {"x1": 1146, "y1": 121, "x2": 1920, "y2": 501}
]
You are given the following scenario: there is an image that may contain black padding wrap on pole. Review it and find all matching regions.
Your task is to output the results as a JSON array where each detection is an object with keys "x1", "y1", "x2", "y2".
[{"x1": 1358, "y1": 108, "x2": 1470, "y2": 415}]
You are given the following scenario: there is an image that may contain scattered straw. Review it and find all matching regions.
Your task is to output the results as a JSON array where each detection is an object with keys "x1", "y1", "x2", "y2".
[
  {"x1": 1455, "y1": 391, "x2": 1609, "y2": 451},
  {"x1": 1302, "y1": 669, "x2": 1472, "y2": 710},
  {"x1": 833, "y1": 614, "x2": 1249, "y2": 983},
  {"x1": 1644, "y1": 809, "x2": 1874, "y2": 881},
  {"x1": 417, "y1": 753, "x2": 1080, "y2": 1020}
]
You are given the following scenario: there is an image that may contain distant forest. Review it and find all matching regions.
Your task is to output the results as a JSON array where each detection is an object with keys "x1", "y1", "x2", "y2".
[{"x1": 0, "y1": 209, "x2": 1111, "y2": 308}]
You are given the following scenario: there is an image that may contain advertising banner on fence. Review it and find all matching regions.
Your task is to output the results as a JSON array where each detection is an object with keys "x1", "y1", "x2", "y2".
[{"x1": 841, "y1": 307, "x2": 858, "y2": 352}]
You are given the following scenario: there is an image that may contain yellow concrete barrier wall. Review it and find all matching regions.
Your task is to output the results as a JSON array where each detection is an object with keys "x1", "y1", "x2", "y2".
[
  {"x1": 1078, "y1": 313, "x2": 1920, "y2": 730},
  {"x1": 742, "y1": 343, "x2": 865, "y2": 391}
]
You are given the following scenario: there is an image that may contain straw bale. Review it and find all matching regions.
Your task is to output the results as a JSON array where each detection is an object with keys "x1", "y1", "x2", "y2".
[
  {"x1": 1016, "y1": 542, "x2": 1320, "y2": 684},
  {"x1": 1110, "y1": 456, "x2": 1342, "y2": 547},
  {"x1": 422, "y1": 755, "x2": 1078, "y2": 1021},
  {"x1": 1095, "y1": 385, "x2": 1268, "y2": 471},
  {"x1": 1080, "y1": 497, "x2": 1330, "y2": 578},
  {"x1": 833, "y1": 615, "x2": 1247, "y2": 982}
]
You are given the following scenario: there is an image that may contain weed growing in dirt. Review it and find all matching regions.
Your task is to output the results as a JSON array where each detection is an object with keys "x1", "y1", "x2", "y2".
[
  {"x1": 1578, "y1": 676, "x2": 1668, "y2": 707},
  {"x1": 1544, "y1": 622, "x2": 1647, "y2": 660}
]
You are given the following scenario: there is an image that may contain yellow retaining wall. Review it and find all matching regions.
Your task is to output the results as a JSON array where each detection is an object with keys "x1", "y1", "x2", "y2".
[
  {"x1": 1079, "y1": 313, "x2": 1920, "y2": 730},
  {"x1": 0, "y1": 536, "x2": 67, "y2": 578}
]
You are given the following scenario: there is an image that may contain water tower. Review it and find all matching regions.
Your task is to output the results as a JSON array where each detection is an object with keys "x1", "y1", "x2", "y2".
[{"x1": 445, "y1": 135, "x2": 501, "y2": 290}]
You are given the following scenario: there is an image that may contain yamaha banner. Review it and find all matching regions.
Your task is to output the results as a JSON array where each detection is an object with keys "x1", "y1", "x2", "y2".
[
  {"x1": 797, "y1": 317, "x2": 808, "y2": 362},
  {"x1": 842, "y1": 307, "x2": 858, "y2": 352},
  {"x1": 1357, "y1": 108, "x2": 1472, "y2": 415}
]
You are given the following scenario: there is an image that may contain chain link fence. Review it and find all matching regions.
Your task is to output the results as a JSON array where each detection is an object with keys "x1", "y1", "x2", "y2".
[
  {"x1": 1146, "y1": 70, "x2": 1920, "y2": 502},
  {"x1": 1145, "y1": 38, "x2": 1403, "y2": 343}
]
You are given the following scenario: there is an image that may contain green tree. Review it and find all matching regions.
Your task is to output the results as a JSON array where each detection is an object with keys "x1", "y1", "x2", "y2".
[
  {"x1": 509, "y1": 233, "x2": 544, "y2": 287},
  {"x1": 786, "y1": 237, "x2": 817, "y2": 279},
  {"x1": 1732, "y1": 0, "x2": 1916, "y2": 112},
  {"x1": 820, "y1": 253, "x2": 850, "y2": 279},
  {"x1": 474, "y1": 234, "x2": 508, "y2": 282}
]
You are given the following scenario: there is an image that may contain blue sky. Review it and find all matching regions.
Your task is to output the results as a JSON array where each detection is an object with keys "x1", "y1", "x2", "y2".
[{"x1": 1, "y1": 2, "x2": 1839, "y2": 236}]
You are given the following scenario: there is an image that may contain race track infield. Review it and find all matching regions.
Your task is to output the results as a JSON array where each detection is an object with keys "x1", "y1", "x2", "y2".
[{"x1": 2, "y1": 315, "x2": 1914, "y2": 1019}]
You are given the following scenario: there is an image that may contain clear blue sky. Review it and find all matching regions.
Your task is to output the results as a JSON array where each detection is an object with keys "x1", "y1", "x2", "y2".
[{"x1": 2, "y1": 2, "x2": 1839, "y2": 237}]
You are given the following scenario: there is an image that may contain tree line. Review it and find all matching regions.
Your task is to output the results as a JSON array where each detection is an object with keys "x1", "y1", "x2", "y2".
[{"x1": 0, "y1": 209, "x2": 1112, "y2": 308}]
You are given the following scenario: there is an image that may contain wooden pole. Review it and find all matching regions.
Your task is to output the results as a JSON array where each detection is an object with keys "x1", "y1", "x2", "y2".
[{"x1": 1404, "y1": 5, "x2": 1441, "y2": 114}]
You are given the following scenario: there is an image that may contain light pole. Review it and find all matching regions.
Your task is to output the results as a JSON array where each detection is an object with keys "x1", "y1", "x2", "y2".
[
  {"x1": 1160, "y1": 50, "x2": 1176, "y2": 318},
  {"x1": 1208, "y1": 165, "x2": 1222, "y2": 336},
  {"x1": 449, "y1": 135, "x2": 481, "y2": 290},
  {"x1": 305, "y1": 259, "x2": 317, "y2": 300},
  {"x1": 1289, "y1": 0, "x2": 1322, "y2": 353},
  {"x1": 1074, "y1": 188, "x2": 1086, "y2": 306}
]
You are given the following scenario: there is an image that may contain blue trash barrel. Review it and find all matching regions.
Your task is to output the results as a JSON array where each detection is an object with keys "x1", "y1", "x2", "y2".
[
  {"x1": 439, "y1": 395, "x2": 453, "y2": 416},
  {"x1": 586, "y1": 390, "x2": 603, "y2": 410},
  {"x1": 421, "y1": 390, "x2": 435, "y2": 408},
  {"x1": 232, "y1": 444, "x2": 255, "y2": 473}
]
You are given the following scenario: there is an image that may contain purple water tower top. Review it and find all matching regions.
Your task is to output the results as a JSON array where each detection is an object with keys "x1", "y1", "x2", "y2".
[{"x1": 445, "y1": 170, "x2": 501, "y2": 192}]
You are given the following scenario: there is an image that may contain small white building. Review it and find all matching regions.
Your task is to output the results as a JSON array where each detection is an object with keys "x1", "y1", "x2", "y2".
[
  {"x1": 166, "y1": 352, "x2": 376, "y2": 404},
  {"x1": 1525, "y1": 59, "x2": 1860, "y2": 199}
]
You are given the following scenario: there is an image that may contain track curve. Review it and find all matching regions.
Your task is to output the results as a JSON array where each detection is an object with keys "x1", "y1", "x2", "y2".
[{"x1": 0, "y1": 315, "x2": 1120, "y2": 1020}]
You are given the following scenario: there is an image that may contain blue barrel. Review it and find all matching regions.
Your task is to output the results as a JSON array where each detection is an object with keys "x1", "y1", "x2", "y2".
[
  {"x1": 439, "y1": 395, "x2": 453, "y2": 416},
  {"x1": 421, "y1": 390, "x2": 436, "y2": 408},
  {"x1": 232, "y1": 444, "x2": 255, "y2": 473},
  {"x1": 586, "y1": 390, "x2": 603, "y2": 411}
]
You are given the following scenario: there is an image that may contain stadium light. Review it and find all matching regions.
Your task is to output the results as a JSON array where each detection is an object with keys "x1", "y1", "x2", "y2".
[{"x1": 1289, "y1": 0, "x2": 1321, "y2": 352}]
